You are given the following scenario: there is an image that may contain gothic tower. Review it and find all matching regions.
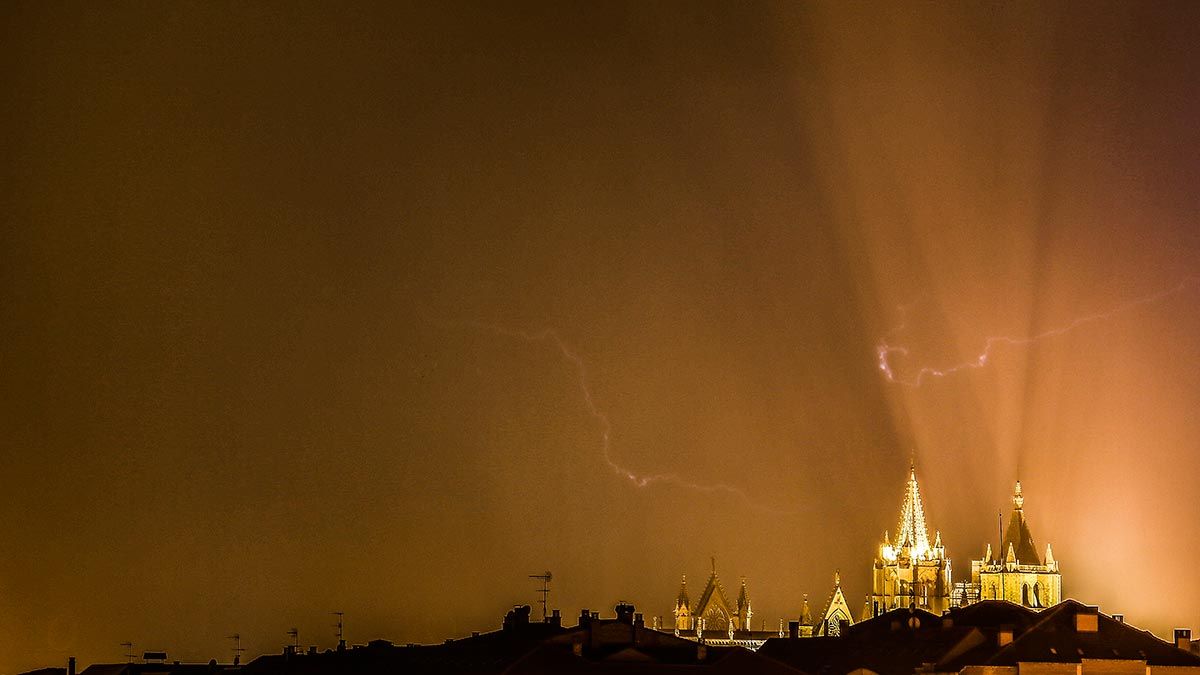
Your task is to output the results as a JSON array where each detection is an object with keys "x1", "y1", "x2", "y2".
[
  {"x1": 963, "y1": 481, "x2": 1062, "y2": 608},
  {"x1": 870, "y1": 464, "x2": 952, "y2": 616}
]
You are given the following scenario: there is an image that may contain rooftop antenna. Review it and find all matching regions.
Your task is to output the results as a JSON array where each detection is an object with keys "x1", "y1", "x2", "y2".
[
  {"x1": 227, "y1": 633, "x2": 244, "y2": 665},
  {"x1": 998, "y1": 510, "x2": 1003, "y2": 557},
  {"x1": 287, "y1": 627, "x2": 299, "y2": 649},
  {"x1": 528, "y1": 571, "x2": 552, "y2": 620},
  {"x1": 332, "y1": 611, "x2": 345, "y2": 649},
  {"x1": 120, "y1": 642, "x2": 135, "y2": 664}
]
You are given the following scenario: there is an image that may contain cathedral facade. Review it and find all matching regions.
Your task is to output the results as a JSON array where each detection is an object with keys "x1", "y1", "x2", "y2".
[
  {"x1": 672, "y1": 559, "x2": 753, "y2": 636},
  {"x1": 870, "y1": 465, "x2": 952, "y2": 616},
  {"x1": 954, "y1": 481, "x2": 1062, "y2": 608},
  {"x1": 814, "y1": 572, "x2": 855, "y2": 637}
]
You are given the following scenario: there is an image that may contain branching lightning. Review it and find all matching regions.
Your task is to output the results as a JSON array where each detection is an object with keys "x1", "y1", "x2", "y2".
[
  {"x1": 469, "y1": 322, "x2": 801, "y2": 515},
  {"x1": 877, "y1": 277, "x2": 1200, "y2": 387}
]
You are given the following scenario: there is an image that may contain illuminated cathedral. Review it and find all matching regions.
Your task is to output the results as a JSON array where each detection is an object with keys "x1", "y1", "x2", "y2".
[
  {"x1": 953, "y1": 481, "x2": 1062, "y2": 608},
  {"x1": 659, "y1": 468, "x2": 1064, "y2": 650},
  {"x1": 869, "y1": 465, "x2": 952, "y2": 616},
  {"x1": 814, "y1": 571, "x2": 855, "y2": 637},
  {"x1": 672, "y1": 559, "x2": 753, "y2": 636}
]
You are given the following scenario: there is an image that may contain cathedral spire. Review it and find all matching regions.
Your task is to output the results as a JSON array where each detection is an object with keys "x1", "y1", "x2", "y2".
[
  {"x1": 676, "y1": 574, "x2": 690, "y2": 609},
  {"x1": 737, "y1": 577, "x2": 751, "y2": 617},
  {"x1": 1002, "y1": 480, "x2": 1040, "y2": 564},
  {"x1": 895, "y1": 463, "x2": 932, "y2": 558}
]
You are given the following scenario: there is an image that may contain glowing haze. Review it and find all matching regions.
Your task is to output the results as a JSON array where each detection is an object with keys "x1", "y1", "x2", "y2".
[{"x1": 2, "y1": 2, "x2": 1199, "y2": 673}]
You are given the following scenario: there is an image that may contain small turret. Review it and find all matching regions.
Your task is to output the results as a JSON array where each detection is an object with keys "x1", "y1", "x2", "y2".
[
  {"x1": 800, "y1": 594, "x2": 813, "y2": 626},
  {"x1": 674, "y1": 575, "x2": 691, "y2": 632},
  {"x1": 676, "y1": 575, "x2": 690, "y2": 608},
  {"x1": 736, "y1": 577, "x2": 752, "y2": 628},
  {"x1": 1013, "y1": 481, "x2": 1024, "y2": 511},
  {"x1": 1045, "y1": 543, "x2": 1057, "y2": 571},
  {"x1": 984, "y1": 542, "x2": 993, "y2": 563},
  {"x1": 1006, "y1": 542, "x2": 1017, "y2": 569}
]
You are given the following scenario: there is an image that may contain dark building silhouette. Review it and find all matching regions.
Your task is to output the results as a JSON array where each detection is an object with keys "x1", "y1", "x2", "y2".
[
  {"x1": 759, "y1": 599, "x2": 1200, "y2": 675},
  {"x1": 237, "y1": 603, "x2": 800, "y2": 674}
]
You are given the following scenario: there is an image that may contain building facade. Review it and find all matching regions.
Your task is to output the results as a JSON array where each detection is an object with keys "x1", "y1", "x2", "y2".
[
  {"x1": 870, "y1": 465, "x2": 952, "y2": 617},
  {"x1": 672, "y1": 559, "x2": 753, "y2": 636},
  {"x1": 814, "y1": 572, "x2": 855, "y2": 637},
  {"x1": 954, "y1": 481, "x2": 1062, "y2": 608}
]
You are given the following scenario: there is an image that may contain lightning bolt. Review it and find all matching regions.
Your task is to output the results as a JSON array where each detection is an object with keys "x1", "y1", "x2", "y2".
[
  {"x1": 467, "y1": 322, "x2": 801, "y2": 515},
  {"x1": 877, "y1": 277, "x2": 1200, "y2": 387}
]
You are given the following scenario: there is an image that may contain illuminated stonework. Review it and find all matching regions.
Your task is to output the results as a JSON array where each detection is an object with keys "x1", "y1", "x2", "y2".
[
  {"x1": 815, "y1": 571, "x2": 855, "y2": 637},
  {"x1": 954, "y1": 481, "x2": 1062, "y2": 609},
  {"x1": 870, "y1": 465, "x2": 952, "y2": 616},
  {"x1": 672, "y1": 559, "x2": 752, "y2": 635}
]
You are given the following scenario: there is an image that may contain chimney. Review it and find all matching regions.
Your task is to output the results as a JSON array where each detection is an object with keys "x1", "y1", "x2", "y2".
[
  {"x1": 68, "y1": 657, "x2": 76, "y2": 675},
  {"x1": 549, "y1": 609, "x2": 561, "y2": 627},
  {"x1": 788, "y1": 621, "x2": 799, "y2": 639},
  {"x1": 616, "y1": 603, "x2": 635, "y2": 625},
  {"x1": 1075, "y1": 606, "x2": 1099, "y2": 633},
  {"x1": 307, "y1": 646, "x2": 317, "y2": 656},
  {"x1": 1113, "y1": 615, "x2": 1124, "y2": 624},
  {"x1": 1176, "y1": 629, "x2": 1192, "y2": 650},
  {"x1": 504, "y1": 605, "x2": 532, "y2": 632},
  {"x1": 634, "y1": 613, "x2": 644, "y2": 628},
  {"x1": 839, "y1": 619, "x2": 851, "y2": 635},
  {"x1": 580, "y1": 609, "x2": 591, "y2": 627}
]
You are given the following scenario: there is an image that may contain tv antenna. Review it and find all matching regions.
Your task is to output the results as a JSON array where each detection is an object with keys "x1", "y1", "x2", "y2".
[
  {"x1": 227, "y1": 633, "x2": 244, "y2": 665},
  {"x1": 529, "y1": 571, "x2": 552, "y2": 620},
  {"x1": 120, "y1": 642, "x2": 135, "y2": 663},
  {"x1": 287, "y1": 627, "x2": 299, "y2": 649},
  {"x1": 332, "y1": 611, "x2": 345, "y2": 648}
]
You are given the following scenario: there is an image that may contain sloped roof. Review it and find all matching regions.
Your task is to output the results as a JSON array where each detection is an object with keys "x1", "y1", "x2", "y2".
[
  {"x1": 694, "y1": 569, "x2": 735, "y2": 619},
  {"x1": 985, "y1": 600, "x2": 1200, "y2": 667},
  {"x1": 677, "y1": 576, "x2": 690, "y2": 608},
  {"x1": 815, "y1": 580, "x2": 855, "y2": 636},
  {"x1": 894, "y1": 466, "x2": 932, "y2": 555},
  {"x1": 764, "y1": 600, "x2": 1200, "y2": 675},
  {"x1": 761, "y1": 607, "x2": 978, "y2": 675},
  {"x1": 1002, "y1": 510, "x2": 1040, "y2": 565},
  {"x1": 737, "y1": 579, "x2": 751, "y2": 609},
  {"x1": 944, "y1": 600, "x2": 1039, "y2": 630}
]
